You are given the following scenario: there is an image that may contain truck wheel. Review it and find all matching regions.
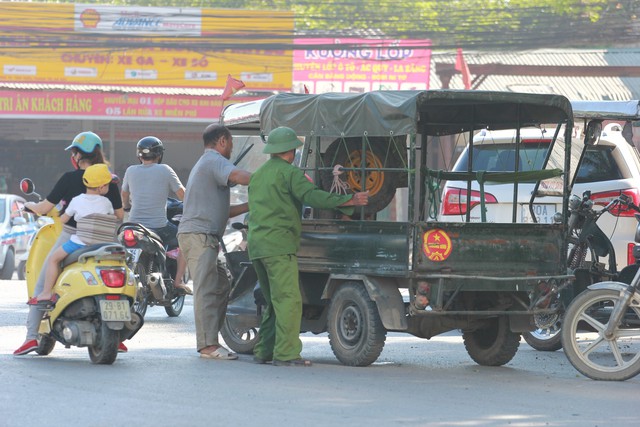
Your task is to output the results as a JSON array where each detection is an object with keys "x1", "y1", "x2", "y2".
[
  {"x1": 321, "y1": 137, "x2": 405, "y2": 215},
  {"x1": 0, "y1": 249, "x2": 15, "y2": 279},
  {"x1": 327, "y1": 282, "x2": 387, "y2": 366},
  {"x1": 221, "y1": 316, "x2": 259, "y2": 354},
  {"x1": 18, "y1": 260, "x2": 26, "y2": 281},
  {"x1": 36, "y1": 335, "x2": 56, "y2": 356},
  {"x1": 463, "y1": 315, "x2": 520, "y2": 366}
]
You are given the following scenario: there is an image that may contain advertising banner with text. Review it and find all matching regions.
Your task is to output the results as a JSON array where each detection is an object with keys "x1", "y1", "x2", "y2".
[
  {"x1": 0, "y1": 2, "x2": 293, "y2": 91},
  {"x1": 293, "y1": 38, "x2": 431, "y2": 93},
  {"x1": 0, "y1": 90, "x2": 249, "y2": 122}
]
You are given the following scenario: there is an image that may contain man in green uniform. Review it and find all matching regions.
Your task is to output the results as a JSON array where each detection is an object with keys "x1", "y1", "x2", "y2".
[{"x1": 248, "y1": 126, "x2": 369, "y2": 366}]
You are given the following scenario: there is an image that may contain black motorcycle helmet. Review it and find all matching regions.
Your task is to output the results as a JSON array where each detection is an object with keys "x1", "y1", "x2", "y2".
[{"x1": 137, "y1": 136, "x2": 164, "y2": 163}]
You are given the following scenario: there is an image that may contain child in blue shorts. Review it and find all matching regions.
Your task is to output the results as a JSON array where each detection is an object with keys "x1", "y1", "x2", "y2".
[{"x1": 29, "y1": 164, "x2": 115, "y2": 307}]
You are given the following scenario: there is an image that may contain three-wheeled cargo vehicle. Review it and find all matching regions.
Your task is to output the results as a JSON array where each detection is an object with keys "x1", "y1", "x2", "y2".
[{"x1": 220, "y1": 90, "x2": 580, "y2": 367}]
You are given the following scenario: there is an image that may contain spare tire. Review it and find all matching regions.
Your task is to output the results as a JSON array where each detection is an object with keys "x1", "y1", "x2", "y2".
[{"x1": 320, "y1": 137, "x2": 406, "y2": 215}]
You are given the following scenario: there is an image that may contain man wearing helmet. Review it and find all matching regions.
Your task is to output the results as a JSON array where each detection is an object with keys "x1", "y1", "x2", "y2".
[
  {"x1": 247, "y1": 126, "x2": 368, "y2": 367},
  {"x1": 121, "y1": 136, "x2": 190, "y2": 294},
  {"x1": 178, "y1": 124, "x2": 251, "y2": 360}
]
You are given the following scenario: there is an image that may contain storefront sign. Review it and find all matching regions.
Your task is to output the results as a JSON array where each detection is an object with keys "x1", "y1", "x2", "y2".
[
  {"x1": 293, "y1": 38, "x2": 431, "y2": 93},
  {"x1": 0, "y1": 90, "x2": 249, "y2": 121},
  {"x1": 0, "y1": 3, "x2": 293, "y2": 90}
]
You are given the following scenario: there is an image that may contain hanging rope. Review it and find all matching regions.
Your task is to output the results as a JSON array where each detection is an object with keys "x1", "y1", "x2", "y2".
[
  {"x1": 426, "y1": 169, "x2": 442, "y2": 220},
  {"x1": 330, "y1": 164, "x2": 350, "y2": 195}
]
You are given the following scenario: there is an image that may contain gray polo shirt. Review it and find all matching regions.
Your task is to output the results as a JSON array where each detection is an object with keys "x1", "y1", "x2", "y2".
[
  {"x1": 178, "y1": 148, "x2": 236, "y2": 236},
  {"x1": 122, "y1": 163, "x2": 183, "y2": 229}
]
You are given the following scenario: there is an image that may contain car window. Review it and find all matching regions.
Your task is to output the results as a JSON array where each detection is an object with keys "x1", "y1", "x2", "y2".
[
  {"x1": 10, "y1": 200, "x2": 21, "y2": 220},
  {"x1": 0, "y1": 198, "x2": 5, "y2": 223},
  {"x1": 454, "y1": 143, "x2": 623, "y2": 184},
  {"x1": 453, "y1": 143, "x2": 550, "y2": 173},
  {"x1": 575, "y1": 146, "x2": 623, "y2": 183}
]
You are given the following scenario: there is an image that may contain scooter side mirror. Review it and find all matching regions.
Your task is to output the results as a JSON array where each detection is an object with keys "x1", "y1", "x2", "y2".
[{"x1": 20, "y1": 178, "x2": 35, "y2": 195}]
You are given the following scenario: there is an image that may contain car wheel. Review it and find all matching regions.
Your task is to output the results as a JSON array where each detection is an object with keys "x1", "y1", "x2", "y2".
[
  {"x1": 0, "y1": 249, "x2": 15, "y2": 280},
  {"x1": 18, "y1": 260, "x2": 26, "y2": 281}
]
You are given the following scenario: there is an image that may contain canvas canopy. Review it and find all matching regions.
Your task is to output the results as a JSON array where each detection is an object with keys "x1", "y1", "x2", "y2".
[{"x1": 258, "y1": 90, "x2": 574, "y2": 137}]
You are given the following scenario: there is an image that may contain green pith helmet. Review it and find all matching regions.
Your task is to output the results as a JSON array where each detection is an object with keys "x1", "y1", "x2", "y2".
[{"x1": 263, "y1": 126, "x2": 303, "y2": 154}]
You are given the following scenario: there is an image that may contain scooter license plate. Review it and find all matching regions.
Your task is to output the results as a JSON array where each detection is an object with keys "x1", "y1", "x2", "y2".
[{"x1": 99, "y1": 300, "x2": 131, "y2": 321}]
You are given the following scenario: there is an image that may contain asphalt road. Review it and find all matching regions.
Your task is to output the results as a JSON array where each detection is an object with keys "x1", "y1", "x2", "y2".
[{"x1": 1, "y1": 278, "x2": 637, "y2": 427}]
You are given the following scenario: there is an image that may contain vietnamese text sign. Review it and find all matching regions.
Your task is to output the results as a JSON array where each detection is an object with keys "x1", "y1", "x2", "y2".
[
  {"x1": 0, "y1": 3, "x2": 293, "y2": 90},
  {"x1": 293, "y1": 38, "x2": 431, "y2": 93},
  {"x1": 0, "y1": 90, "x2": 248, "y2": 121}
]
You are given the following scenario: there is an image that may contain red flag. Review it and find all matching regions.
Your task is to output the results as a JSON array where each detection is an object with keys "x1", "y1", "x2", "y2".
[
  {"x1": 303, "y1": 84, "x2": 310, "y2": 94},
  {"x1": 221, "y1": 74, "x2": 245, "y2": 100},
  {"x1": 455, "y1": 48, "x2": 472, "y2": 90}
]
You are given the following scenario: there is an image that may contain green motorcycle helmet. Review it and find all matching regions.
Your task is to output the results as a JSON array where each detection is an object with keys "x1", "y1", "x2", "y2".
[{"x1": 263, "y1": 127, "x2": 303, "y2": 154}]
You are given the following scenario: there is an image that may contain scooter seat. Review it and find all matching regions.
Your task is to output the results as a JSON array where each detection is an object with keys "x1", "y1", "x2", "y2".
[{"x1": 62, "y1": 243, "x2": 114, "y2": 268}]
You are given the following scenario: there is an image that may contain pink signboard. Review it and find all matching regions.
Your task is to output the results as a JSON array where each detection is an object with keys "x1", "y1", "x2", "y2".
[
  {"x1": 293, "y1": 38, "x2": 431, "y2": 93},
  {"x1": 0, "y1": 90, "x2": 252, "y2": 121}
]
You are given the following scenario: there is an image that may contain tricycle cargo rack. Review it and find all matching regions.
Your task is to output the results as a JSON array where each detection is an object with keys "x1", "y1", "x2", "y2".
[{"x1": 221, "y1": 90, "x2": 579, "y2": 367}]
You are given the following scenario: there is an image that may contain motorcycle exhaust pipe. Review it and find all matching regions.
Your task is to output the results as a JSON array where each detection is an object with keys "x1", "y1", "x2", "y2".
[{"x1": 147, "y1": 272, "x2": 167, "y2": 300}]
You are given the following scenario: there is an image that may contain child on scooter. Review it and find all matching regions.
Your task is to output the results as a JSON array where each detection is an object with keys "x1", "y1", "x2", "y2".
[{"x1": 28, "y1": 164, "x2": 116, "y2": 309}]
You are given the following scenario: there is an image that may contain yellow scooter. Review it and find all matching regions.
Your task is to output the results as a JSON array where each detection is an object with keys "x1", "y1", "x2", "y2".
[{"x1": 21, "y1": 178, "x2": 143, "y2": 364}]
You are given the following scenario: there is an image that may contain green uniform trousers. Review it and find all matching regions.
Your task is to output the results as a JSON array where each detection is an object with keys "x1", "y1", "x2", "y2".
[{"x1": 252, "y1": 254, "x2": 303, "y2": 362}]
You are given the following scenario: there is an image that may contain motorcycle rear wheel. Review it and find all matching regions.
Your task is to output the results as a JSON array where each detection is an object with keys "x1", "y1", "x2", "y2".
[
  {"x1": 133, "y1": 262, "x2": 149, "y2": 317},
  {"x1": 165, "y1": 295, "x2": 184, "y2": 317},
  {"x1": 221, "y1": 316, "x2": 259, "y2": 354},
  {"x1": 561, "y1": 288, "x2": 640, "y2": 381},
  {"x1": 522, "y1": 318, "x2": 563, "y2": 352},
  {"x1": 88, "y1": 321, "x2": 119, "y2": 365}
]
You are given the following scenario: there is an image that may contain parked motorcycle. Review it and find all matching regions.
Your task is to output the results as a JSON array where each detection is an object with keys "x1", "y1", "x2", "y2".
[
  {"x1": 523, "y1": 191, "x2": 632, "y2": 351},
  {"x1": 560, "y1": 194, "x2": 640, "y2": 380},
  {"x1": 116, "y1": 198, "x2": 187, "y2": 318},
  {"x1": 21, "y1": 178, "x2": 142, "y2": 364},
  {"x1": 522, "y1": 191, "x2": 631, "y2": 351},
  {"x1": 219, "y1": 222, "x2": 262, "y2": 354}
]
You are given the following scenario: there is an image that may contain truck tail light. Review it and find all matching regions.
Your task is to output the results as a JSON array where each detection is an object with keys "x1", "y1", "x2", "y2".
[
  {"x1": 441, "y1": 188, "x2": 498, "y2": 216},
  {"x1": 591, "y1": 188, "x2": 640, "y2": 217}
]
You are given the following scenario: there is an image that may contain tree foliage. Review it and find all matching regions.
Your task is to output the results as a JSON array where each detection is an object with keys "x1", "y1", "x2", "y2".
[{"x1": 36, "y1": 0, "x2": 638, "y2": 49}]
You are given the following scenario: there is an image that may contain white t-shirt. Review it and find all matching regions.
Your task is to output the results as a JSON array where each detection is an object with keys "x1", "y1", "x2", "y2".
[{"x1": 65, "y1": 193, "x2": 114, "y2": 245}]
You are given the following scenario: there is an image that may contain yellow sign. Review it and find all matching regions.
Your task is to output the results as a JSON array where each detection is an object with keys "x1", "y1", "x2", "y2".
[{"x1": 0, "y1": 3, "x2": 293, "y2": 90}]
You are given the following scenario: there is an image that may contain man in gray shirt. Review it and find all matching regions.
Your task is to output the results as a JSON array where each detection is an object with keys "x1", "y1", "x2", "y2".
[
  {"x1": 122, "y1": 136, "x2": 190, "y2": 293},
  {"x1": 178, "y1": 124, "x2": 250, "y2": 360}
]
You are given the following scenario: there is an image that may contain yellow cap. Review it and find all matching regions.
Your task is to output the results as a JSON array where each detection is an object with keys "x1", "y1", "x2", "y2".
[{"x1": 83, "y1": 164, "x2": 112, "y2": 188}]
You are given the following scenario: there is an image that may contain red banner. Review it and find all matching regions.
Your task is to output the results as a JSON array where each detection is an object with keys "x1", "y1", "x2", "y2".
[{"x1": 0, "y1": 90, "x2": 254, "y2": 121}]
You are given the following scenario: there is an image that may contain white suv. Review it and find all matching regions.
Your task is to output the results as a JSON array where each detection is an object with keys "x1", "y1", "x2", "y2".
[{"x1": 439, "y1": 120, "x2": 640, "y2": 270}]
